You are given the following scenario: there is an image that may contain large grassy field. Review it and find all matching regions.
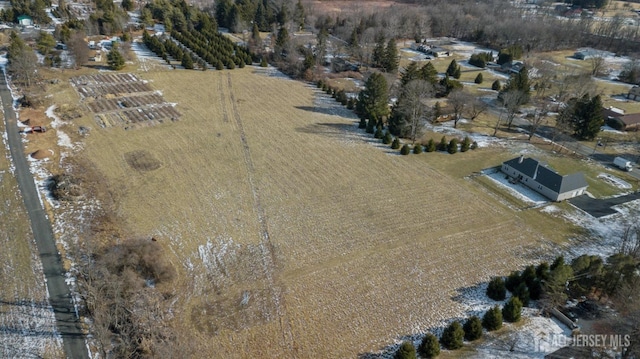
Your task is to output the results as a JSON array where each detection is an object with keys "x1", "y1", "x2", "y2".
[{"x1": 44, "y1": 62, "x2": 592, "y2": 357}]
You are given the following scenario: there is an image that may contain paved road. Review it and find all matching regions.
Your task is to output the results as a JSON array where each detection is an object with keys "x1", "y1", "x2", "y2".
[{"x1": 0, "y1": 70, "x2": 89, "y2": 359}]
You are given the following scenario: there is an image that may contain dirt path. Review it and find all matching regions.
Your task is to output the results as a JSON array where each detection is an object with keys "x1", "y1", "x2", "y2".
[
  {"x1": 224, "y1": 72, "x2": 296, "y2": 355},
  {"x1": 0, "y1": 70, "x2": 89, "y2": 359}
]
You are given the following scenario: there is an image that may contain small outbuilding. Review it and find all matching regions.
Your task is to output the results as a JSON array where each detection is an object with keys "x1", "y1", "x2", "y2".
[
  {"x1": 501, "y1": 156, "x2": 588, "y2": 201},
  {"x1": 628, "y1": 86, "x2": 640, "y2": 101},
  {"x1": 17, "y1": 15, "x2": 33, "y2": 26}
]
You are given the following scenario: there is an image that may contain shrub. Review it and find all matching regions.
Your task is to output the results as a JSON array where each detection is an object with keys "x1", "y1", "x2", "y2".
[
  {"x1": 425, "y1": 138, "x2": 436, "y2": 152},
  {"x1": 461, "y1": 136, "x2": 472, "y2": 152},
  {"x1": 447, "y1": 138, "x2": 458, "y2": 154},
  {"x1": 419, "y1": 333, "x2": 440, "y2": 358},
  {"x1": 437, "y1": 136, "x2": 447, "y2": 151},
  {"x1": 413, "y1": 144, "x2": 423, "y2": 154},
  {"x1": 260, "y1": 57, "x2": 268, "y2": 67},
  {"x1": 347, "y1": 98, "x2": 355, "y2": 110},
  {"x1": 521, "y1": 265, "x2": 537, "y2": 287},
  {"x1": 536, "y1": 262, "x2": 551, "y2": 282},
  {"x1": 358, "y1": 118, "x2": 367, "y2": 129},
  {"x1": 391, "y1": 138, "x2": 401, "y2": 149},
  {"x1": 491, "y1": 79, "x2": 501, "y2": 91},
  {"x1": 366, "y1": 119, "x2": 376, "y2": 134},
  {"x1": 383, "y1": 131, "x2": 393, "y2": 144},
  {"x1": 474, "y1": 73, "x2": 483, "y2": 84},
  {"x1": 471, "y1": 141, "x2": 478, "y2": 150},
  {"x1": 529, "y1": 279, "x2": 543, "y2": 300},
  {"x1": 440, "y1": 321, "x2": 464, "y2": 350},
  {"x1": 374, "y1": 128, "x2": 384, "y2": 139},
  {"x1": 482, "y1": 305, "x2": 503, "y2": 331},
  {"x1": 487, "y1": 277, "x2": 506, "y2": 301},
  {"x1": 463, "y1": 316, "x2": 483, "y2": 341},
  {"x1": 400, "y1": 144, "x2": 411, "y2": 155},
  {"x1": 505, "y1": 270, "x2": 522, "y2": 293},
  {"x1": 502, "y1": 297, "x2": 523, "y2": 322},
  {"x1": 395, "y1": 341, "x2": 417, "y2": 359},
  {"x1": 316, "y1": 80, "x2": 324, "y2": 88}
]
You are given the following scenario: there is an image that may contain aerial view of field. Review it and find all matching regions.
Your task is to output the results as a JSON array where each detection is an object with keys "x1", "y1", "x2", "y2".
[{"x1": 38, "y1": 64, "x2": 586, "y2": 357}]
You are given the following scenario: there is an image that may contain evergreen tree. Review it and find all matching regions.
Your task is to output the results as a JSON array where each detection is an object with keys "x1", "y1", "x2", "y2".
[
  {"x1": 121, "y1": 0, "x2": 134, "y2": 11},
  {"x1": 293, "y1": 0, "x2": 305, "y2": 30},
  {"x1": 460, "y1": 136, "x2": 472, "y2": 152},
  {"x1": 425, "y1": 138, "x2": 436, "y2": 152},
  {"x1": 356, "y1": 73, "x2": 390, "y2": 125},
  {"x1": 395, "y1": 341, "x2": 417, "y2": 359},
  {"x1": 447, "y1": 138, "x2": 458, "y2": 154},
  {"x1": 419, "y1": 333, "x2": 440, "y2": 358},
  {"x1": 440, "y1": 321, "x2": 464, "y2": 350},
  {"x1": 487, "y1": 276, "x2": 506, "y2": 301},
  {"x1": 446, "y1": 59, "x2": 460, "y2": 77},
  {"x1": 401, "y1": 62, "x2": 420, "y2": 87},
  {"x1": 501, "y1": 67, "x2": 531, "y2": 103},
  {"x1": 463, "y1": 316, "x2": 483, "y2": 341},
  {"x1": 275, "y1": 27, "x2": 289, "y2": 54},
  {"x1": 491, "y1": 79, "x2": 501, "y2": 91},
  {"x1": 384, "y1": 38, "x2": 398, "y2": 72},
  {"x1": 366, "y1": 119, "x2": 376, "y2": 134},
  {"x1": 413, "y1": 144, "x2": 422, "y2": 154},
  {"x1": 419, "y1": 62, "x2": 438, "y2": 84},
  {"x1": 359, "y1": 118, "x2": 367, "y2": 129},
  {"x1": 505, "y1": 270, "x2": 522, "y2": 293},
  {"x1": 474, "y1": 73, "x2": 483, "y2": 84},
  {"x1": 502, "y1": 297, "x2": 523, "y2": 322},
  {"x1": 437, "y1": 136, "x2": 447, "y2": 151},
  {"x1": 374, "y1": 127, "x2": 384, "y2": 139},
  {"x1": 514, "y1": 282, "x2": 531, "y2": 307},
  {"x1": 36, "y1": 32, "x2": 56, "y2": 55},
  {"x1": 400, "y1": 144, "x2": 411, "y2": 155},
  {"x1": 536, "y1": 262, "x2": 551, "y2": 282},
  {"x1": 391, "y1": 137, "x2": 400, "y2": 149},
  {"x1": 382, "y1": 131, "x2": 393, "y2": 144},
  {"x1": 372, "y1": 32, "x2": 386, "y2": 68},
  {"x1": 433, "y1": 101, "x2": 442, "y2": 120},
  {"x1": 260, "y1": 57, "x2": 268, "y2": 67},
  {"x1": 107, "y1": 44, "x2": 125, "y2": 70},
  {"x1": 181, "y1": 52, "x2": 194, "y2": 69},
  {"x1": 482, "y1": 305, "x2": 503, "y2": 331}
]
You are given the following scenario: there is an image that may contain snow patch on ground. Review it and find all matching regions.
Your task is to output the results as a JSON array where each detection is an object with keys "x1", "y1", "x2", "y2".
[
  {"x1": 483, "y1": 168, "x2": 549, "y2": 206},
  {"x1": 597, "y1": 173, "x2": 632, "y2": 189},
  {"x1": 131, "y1": 39, "x2": 173, "y2": 72},
  {"x1": 45, "y1": 105, "x2": 74, "y2": 151}
]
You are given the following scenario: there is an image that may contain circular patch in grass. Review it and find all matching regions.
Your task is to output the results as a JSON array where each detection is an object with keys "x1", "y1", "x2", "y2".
[
  {"x1": 31, "y1": 149, "x2": 54, "y2": 159},
  {"x1": 124, "y1": 150, "x2": 162, "y2": 172}
]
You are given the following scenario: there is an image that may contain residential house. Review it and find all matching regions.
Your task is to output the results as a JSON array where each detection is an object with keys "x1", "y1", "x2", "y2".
[
  {"x1": 427, "y1": 47, "x2": 450, "y2": 57},
  {"x1": 628, "y1": 86, "x2": 640, "y2": 101},
  {"x1": 602, "y1": 106, "x2": 640, "y2": 131},
  {"x1": 501, "y1": 156, "x2": 588, "y2": 201}
]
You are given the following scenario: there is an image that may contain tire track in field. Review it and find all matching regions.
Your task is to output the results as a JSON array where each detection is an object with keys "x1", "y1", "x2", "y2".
[
  {"x1": 224, "y1": 73, "x2": 295, "y2": 355},
  {"x1": 218, "y1": 75, "x2": 229, "y2": 123}
]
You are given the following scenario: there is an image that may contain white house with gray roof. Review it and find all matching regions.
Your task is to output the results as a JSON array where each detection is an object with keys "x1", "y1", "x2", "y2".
[{"x1": 501, "y1": 156, "x2": 588, "y2": 201}]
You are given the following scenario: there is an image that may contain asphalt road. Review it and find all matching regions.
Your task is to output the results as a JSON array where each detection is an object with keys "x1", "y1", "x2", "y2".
[{"x1": 0, "y1": 70, "x2": 89, "y2": 359}]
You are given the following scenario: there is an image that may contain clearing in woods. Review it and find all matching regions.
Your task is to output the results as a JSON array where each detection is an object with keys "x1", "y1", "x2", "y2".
[{"x1": 56, "y1": 67, "x2": 579, "y2": 357}]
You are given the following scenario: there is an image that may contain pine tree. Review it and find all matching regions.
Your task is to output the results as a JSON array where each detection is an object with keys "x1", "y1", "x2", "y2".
[
  {"x1": 395, "y1": 341, "x2": 417, "y2": 359},
  {"x1": 503, "y1": 297, "x2": 523, "y2": 322},
  {"x1": 358, "y1": 118, "x2": 367, "y2": 129},
  {"x1": 107, "y1": 44, "x2": 125, "y2": 70},
  {"x1": 419, "y1": 62, "x2": 438, "y2": 84},
  {"x1": 400, "y1": 144, "x2": 411, "y2": 155},
  {"x1": 391, "y1": 137, "x2": 400, "y2": 149},
  {"x1": 366, "y1": 119, "x2": 376, "y2": 134},
  {"x1": 492, "y1": 79, "x2": 501, "y2": 91},
  {"x1": 463, "y1": 316, "x2": 483, "y2": 341},
  {"x1": 474, "y1": 73, "x2": 483, "y2": 84},
  {"x1": 260, "y1": 57, "x2": 268, "y2": 67},
  {"x1": 440, "y1": 321, "x2": 464, "y2": 350},
  {"x1": 357, "y1": 73, "x2": 390, "y2": 125},
  {"x1": 514, "y1": 282, "x2": 531, "y2": 307},
  {"x1": 374, "y1": 127, "x2": 384, "y2": 139},
  {"x1": 425, "y1": 138, "x2": 436, "y2": 152},
  {"x1": 413, "y1": 144, "x2": 422, "y2": 154},
  {"x1": 437, "y1": 136, "x2": 447, "y2": 151},
  {"x1": 460, "y1": 136, "x2": 472, "y2": 152},
  {"x1": 372, "y1": 33, "x2": 386, "y2": 68},
  {"x1": 505, "y1": 270, "x2": 523, "y2": 293},
  {"x1": 482, "y1": 305, "x2": 503, "y2": 331},
  {"x1": 382, "y1": 131, "x2": 393, "y2": 144},
  {"x1": 447, "y1": 138, "x2": 458, "y2": 154},
  {"x1": 446, "y1": 59, "x2": 459, "y2": 77},
  {"x1": 487, "y1": 276, "x2": 506, "y2": 301},
  {"x1": 401, "y1": 62, "x2": 420, "y2": 87},
  {"x1": 181, "y1": 52, "x2": 194, "y2": 69},
  {"x1": 419, "y1": 333, "x2": 440, "y2": 358},
  {"x1": 384, "y1": 38, "x2": 398, "y2": 72}
]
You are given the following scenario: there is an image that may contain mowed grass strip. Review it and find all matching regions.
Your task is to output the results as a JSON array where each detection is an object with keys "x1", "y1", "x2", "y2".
[{"x1": 71, "y1": 66, "x2": 580, "y2": 357}]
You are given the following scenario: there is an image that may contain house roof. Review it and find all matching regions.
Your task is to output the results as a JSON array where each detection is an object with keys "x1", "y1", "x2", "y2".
[
  {"x1": 620, "y1": 113, "x2": 640, "y2": 126},
  {"x1": 17, "y1": 15, "x2": 31, "y2": 20},
  {"x1": 504, "y1": 157, "x2": 588, "y2": 194}
]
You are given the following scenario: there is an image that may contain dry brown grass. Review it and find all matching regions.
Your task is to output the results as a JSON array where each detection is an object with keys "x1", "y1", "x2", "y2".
[{"x1": 41, "y1": 62, "x2": 594, "y2": 357}]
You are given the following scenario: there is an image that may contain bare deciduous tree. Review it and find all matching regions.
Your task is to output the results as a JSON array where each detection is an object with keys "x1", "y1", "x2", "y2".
[
  {"x1": 466, "y1": 96, "x2": 489, "y2": 122},
  {"x1": 448, "y1": 89, "x2": 469, "y2": 128},
  {"x1": 501, "y1": 90, "x2": 528, "y2": 130},
  {"x1": 397, "y1": 79, "x2": 434, "y2": 143},
  {"x1": 528, "y1": 105, "x2": 549, "y2": 141},
  {"x1": 68, "y1": 31, "x2": 89, "y2": 69}
]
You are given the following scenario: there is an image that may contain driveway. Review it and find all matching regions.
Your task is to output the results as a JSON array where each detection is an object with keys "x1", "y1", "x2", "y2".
[
  {"x1": 568, "y1": 191, "x2": 640, "y2": 218},
  {"x1": 0, "y1": 70, "x2": 89, "y2": 359}
]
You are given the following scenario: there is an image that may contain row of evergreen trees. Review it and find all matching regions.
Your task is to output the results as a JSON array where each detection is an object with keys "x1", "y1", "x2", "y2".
[
  {"x1": 394, "y1": 300, "x2": 521, "y2": 359},
  {"x1": 142, "y1": 30, "x2": 205, "y2": 70}
]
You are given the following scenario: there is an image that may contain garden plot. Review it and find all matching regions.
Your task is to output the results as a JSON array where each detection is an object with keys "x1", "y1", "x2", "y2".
[{"x1": 70, "y1": 73, "x2": 180, "y2": 129}]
